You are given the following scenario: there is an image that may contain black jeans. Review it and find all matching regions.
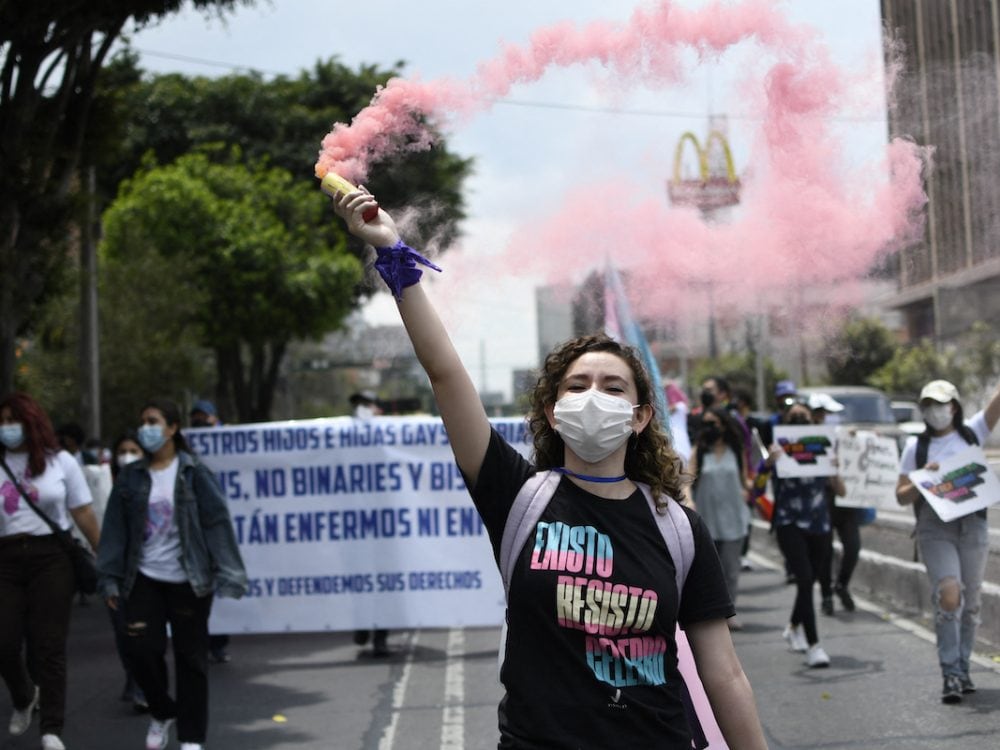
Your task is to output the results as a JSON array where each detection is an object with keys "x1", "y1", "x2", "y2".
[
  {"x1": 776, "y1": 525, "x2": 830, "y2": 645},
  {"x1": 819, "y1": 506, "x2": 861, "y2": 597},
  {"x1": 0, "y1": 534, "x2": 75, "y2": 736},
  {"x1": 124, "y1": 573, "x2": 213, "y2": 743}
]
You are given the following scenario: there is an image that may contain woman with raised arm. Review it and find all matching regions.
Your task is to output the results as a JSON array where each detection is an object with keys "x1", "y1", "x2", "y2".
[
  {"x1": 332, "y1": 189, "x2": 767, "y2": 750},
  {"x1": 896, "y1": 379, "x2": 1000, "y2": 705}
]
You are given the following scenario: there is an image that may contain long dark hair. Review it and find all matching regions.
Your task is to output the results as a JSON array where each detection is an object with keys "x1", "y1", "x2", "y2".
[
  {"x1": 0, "y1": 392, "x2": 59, "y2": 477},
  {"x1": 141, "y1": 398, "x2": 191, "y2": 455},
  {"x1": 527, "y1": 334, "x2": 685, "y2": 506},
  {"x1": 693, "y1": 406, "x2": 745, "y2": 484}
]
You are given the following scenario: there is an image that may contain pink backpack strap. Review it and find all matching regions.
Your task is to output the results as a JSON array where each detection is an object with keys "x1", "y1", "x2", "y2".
[
  {"x1": 635, "y1": 482, "x2": 694, "y2": 595},
  {"x1": 499, "y1": 470, "x2": 562, "y2": 598}
]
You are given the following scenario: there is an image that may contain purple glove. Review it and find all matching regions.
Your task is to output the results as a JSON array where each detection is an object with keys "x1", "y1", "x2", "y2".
[{"x1": 374, "y1": 240, "x2": 442, "y2": 300}]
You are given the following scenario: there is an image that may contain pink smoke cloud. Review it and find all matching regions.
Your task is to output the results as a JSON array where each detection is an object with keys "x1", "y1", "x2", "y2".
[{"x1": 316, "y1": 0, "x2": 929, "y2": 323}]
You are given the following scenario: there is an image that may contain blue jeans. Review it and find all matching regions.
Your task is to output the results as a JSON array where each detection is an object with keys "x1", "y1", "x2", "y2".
[{"x1": 916, "y1": 506, "x2": 989, "y2": 678}]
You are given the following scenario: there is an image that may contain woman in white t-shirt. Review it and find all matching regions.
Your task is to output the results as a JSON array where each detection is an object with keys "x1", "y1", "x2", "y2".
[
  {"x1": 896, "y1": 379, "x2": 1000, "y2": 705},
  {"x1": 98, "y1": 398, "x2": 247, "y2": 750},
  {"x1": 0, "y1": 392, "x2": 101, "y2": 750}
]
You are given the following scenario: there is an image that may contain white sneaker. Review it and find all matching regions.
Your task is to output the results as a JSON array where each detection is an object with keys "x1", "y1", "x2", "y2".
[
  {"x1": 782, "y1": 624, "x2": 808, "y2": 653},
  {"x1": 805, "y1": 643, "x2": 831, "y2": 668},
  {"x1": 8, "y1": 684, "x2": 39, "y2": 735},
  {"x1": 41, "y1": 734, "x2": 66, "y2": 750},
  {"x1": 146, "y1": 718, "x2": 175, "y2": 750}
]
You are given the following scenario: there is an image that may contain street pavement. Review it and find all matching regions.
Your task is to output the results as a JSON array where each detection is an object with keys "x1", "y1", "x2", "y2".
[{"x1": 3, "y1": 551, "x2": 1000, "y2": 750}]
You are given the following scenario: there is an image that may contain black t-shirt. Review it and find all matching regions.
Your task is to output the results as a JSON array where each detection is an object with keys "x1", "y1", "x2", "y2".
[{"x1": 469, "y1": 430, "x2": 733, "y2": 750}]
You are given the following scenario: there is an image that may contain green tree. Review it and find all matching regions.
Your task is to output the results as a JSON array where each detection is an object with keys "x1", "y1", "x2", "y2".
[
  {"x1": 869, "y1": 340, "x2": 967, "y2": 398},
  {"x1": 824, "y1": 316, "x2": 898, "y2": 385},
  {"x1": 0, "y1": 0, "x2": 252, "y2": 394},
  {"x1": 105, "y1": 59, "x2": 471, "y2": 248},
  {"x1": 101, "y1": 148, "x2": 363, "y2": 422}
]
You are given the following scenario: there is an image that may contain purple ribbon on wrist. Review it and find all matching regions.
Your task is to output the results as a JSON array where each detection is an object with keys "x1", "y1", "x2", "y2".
[{"x1": 374, "y1": 240, "x2": 442, "y2": 300}]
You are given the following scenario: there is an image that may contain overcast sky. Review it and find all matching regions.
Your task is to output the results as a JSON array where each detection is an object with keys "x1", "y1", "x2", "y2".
[{"x1": 127, "y1": 0, "x2": 888, "y2": 398}]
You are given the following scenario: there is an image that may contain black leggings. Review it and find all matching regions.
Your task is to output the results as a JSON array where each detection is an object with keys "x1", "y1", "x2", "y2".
[
  {"x1": 820, "y1": 506, "x2": 861, "y2": 596},
  {"x1": 776, "y1": 525, "x2": 830, "y2": 645}
]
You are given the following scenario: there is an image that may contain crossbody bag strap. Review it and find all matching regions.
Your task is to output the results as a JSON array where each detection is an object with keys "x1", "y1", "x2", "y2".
[{"x1": 0, "y1": 454, "x2": 62, "y2": 534}]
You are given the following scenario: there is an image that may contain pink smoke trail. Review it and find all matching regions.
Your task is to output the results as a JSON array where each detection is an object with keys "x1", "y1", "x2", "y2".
[{"x1": 316, "y1": 0, "x2": 929, "y2": 323}]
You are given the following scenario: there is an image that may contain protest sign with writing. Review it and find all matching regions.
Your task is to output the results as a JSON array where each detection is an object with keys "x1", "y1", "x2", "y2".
[
  {"x1": 836, "y1": 430, "x2": 900, "y2": 509},
  {"x1": 190, "y1": 416, "x2": 529, "y2": 634}
]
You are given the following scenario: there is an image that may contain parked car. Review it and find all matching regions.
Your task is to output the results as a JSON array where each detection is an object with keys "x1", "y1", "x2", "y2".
[{"x1": 891, "y1": 399, "x2": 925, "y2": 437}]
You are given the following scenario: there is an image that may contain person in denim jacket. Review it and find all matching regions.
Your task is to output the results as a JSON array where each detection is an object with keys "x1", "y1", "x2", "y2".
[{"x1": 97, "y1": 398, "x2": 246, "y2": 750}]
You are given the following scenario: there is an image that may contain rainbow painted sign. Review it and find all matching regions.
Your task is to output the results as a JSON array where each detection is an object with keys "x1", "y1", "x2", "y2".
[
  {"x1": 910, "y1": 446, "x2": 1000, "y2": 522},
  {"x1": 773, "y1": 425, "x2": 838, "y2": 478}
]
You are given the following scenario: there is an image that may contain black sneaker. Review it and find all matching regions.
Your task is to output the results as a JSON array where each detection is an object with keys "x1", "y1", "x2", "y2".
[
  {"x1": 942, "y1": 675, "x2": 963, "y2": 704},
  {"x1": 960, "y1": 675, "x2": 976, "y2": 694},
  {"x1": 821, "y1": 596, "x2": 834, "y2": 616},
  {"x1": 834, "y1": 585, "x2": 856, "y2": 612}
]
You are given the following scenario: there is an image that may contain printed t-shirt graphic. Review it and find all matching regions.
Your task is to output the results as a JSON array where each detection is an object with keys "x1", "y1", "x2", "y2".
[
  {"x1": 531, "y1": 520, "x2": 668, "y2": 687},
  {"x1": 467, "y1": 428, "x2": 732, "y2": 749},
  {"x1": 139, "y1": 456, "x2": 187, "y2": 583}
]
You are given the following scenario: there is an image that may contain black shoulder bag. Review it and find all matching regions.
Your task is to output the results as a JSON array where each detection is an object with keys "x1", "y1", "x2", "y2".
[{"x1": 0, "y1": 455, "x2": 98, "y2": 594}]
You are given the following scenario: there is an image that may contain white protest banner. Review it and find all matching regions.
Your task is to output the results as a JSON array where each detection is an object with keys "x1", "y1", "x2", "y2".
[
  {"x1": 773, "y1": 424, "x2": 838, "y2": 478},
  {"x1": 909, "y1": 445, "x2": 1000, "y2": 522},
  {"x1": 835, "y1": 430, "x2": 900, "y2": 509},
  {"x1": 190, "y1": 416, "x2": 530, "y2": 634}
]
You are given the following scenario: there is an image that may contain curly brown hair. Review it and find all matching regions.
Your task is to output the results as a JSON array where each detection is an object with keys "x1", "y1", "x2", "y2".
[{"x1": 527, "y1": 334, "x2": 686, "y2": 509}]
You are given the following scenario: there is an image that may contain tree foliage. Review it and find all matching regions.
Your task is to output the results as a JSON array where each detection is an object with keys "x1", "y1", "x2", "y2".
[
  {"x1": 100, "y1": 148, "x2": 364, "y2": 422},
  {"x1": 824, "y1": 316, "x2": 898, "y2": 385},
  {"x1": 0, "y1": 0, "x2": 251, "y2": 394},
  {"x1": 868, "y1": 340, "x2": 966, "y2": 398}
]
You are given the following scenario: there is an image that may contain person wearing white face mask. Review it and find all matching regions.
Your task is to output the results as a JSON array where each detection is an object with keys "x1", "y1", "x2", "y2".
[
  {"x1": 98, "y1": 399, "x2": 247, "y2": 750},
  {"x1": 896, "y1": 378, "x2": 1000, "y2": 704},
  {"x1": 331, "y1": 188, "x2": 767, "y2": 750}
]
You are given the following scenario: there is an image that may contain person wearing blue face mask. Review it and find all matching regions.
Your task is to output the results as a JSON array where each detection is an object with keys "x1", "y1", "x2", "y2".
[
  {"x1": 97, "y1": 398, "x2": 247, "y2": 750},
  {"x1": 330, "y1": 188, "x2": 767, "y2": 750}
]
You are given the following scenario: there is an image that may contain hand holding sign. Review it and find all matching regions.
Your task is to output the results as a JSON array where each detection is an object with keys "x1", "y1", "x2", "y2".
[{"x1": 909, "y1": 445, "x2": 1000, "y2": 522}]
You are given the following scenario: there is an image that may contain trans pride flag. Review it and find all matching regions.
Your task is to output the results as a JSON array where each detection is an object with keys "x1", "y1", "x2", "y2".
[{"x1": 602, "y1": 263, "x2": 670, "y2": 431}]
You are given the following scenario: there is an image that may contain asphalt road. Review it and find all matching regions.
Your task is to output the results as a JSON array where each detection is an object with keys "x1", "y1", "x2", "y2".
[{"x1": 3, "y1": 552, "x2": 1000, "y2": 750}]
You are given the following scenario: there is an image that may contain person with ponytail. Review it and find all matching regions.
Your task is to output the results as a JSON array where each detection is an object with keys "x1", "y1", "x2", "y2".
[{"x1": 97, "y1": 398, "x2": 247, "y2": 750}]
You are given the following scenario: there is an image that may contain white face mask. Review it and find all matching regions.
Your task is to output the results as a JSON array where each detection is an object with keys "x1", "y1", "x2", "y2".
[
  {"x1": 116, "y1": 452, "x2": 142, "y2": 469},
  {"x1": 354, "y1": 405, "x2": 376, "y2": 420},
  {"x1": 553, "y1": 389, "x2": 637, "y2": 464},
  {"x1": 922, "y1": 403, "x2": 953, "y2": 431},
  {"x1": 0, "y1": 423, "x2": 24, "y2": 449}
]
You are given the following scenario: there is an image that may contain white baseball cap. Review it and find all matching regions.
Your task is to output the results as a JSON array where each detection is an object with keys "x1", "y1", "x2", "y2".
[
  {"x1": 807, "y1": 393, "x2": 845, "y2": 413},
  {"x1": 919, "y1": 380, "x2": 959, "y2": 404}
]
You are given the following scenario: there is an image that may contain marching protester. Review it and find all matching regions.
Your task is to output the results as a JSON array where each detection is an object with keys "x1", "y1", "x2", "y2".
[
  {"x1": 664, "y1": 381, "x2": 692, "y2": 465},
  {"x1": 765, "y1": 400, "x2": 844, "y2": 669},
  {"x1": 331, "y1": 187, "x2": 767, "y2": 749},
  {"x1": 349, "y1": 390, "x2": 391, "y2": 657},
  {"x1": 688, "y1": 406, "x2": 751, "y2": 631},
  {"x1": 0, "y1": 392, "x2": 101, "y2": 750},
  {"x1": 808, "y1": 393, "x2": 863, "y2": 616},
  {"x1": 98, "y1": 398, "x2": 247, "y2": 750},
  {"x1": 106, "y1": 431, "x2": 149, "y2": 712},
  {"x1": 187, "y1": 400, "x2": 234, "y2": 666},
  {"x1": 896, "y1": 379, "x2": 1000, "y2": 704}
]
